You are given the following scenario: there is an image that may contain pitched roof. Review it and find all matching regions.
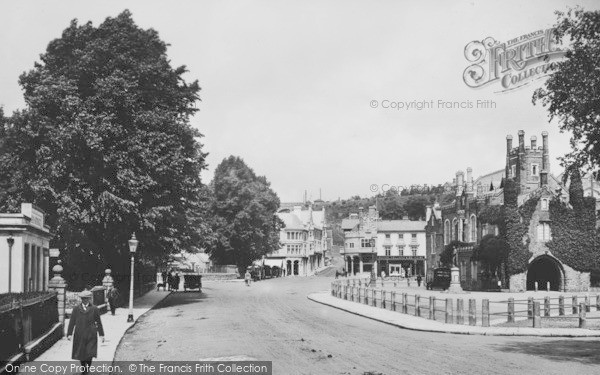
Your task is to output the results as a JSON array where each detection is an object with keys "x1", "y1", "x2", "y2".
[
  {"x1": 376, "y1": 220, "x2": 426, "y2": 232},
  {"x1": 277, "y1": 212, "x2": 305, "y2": 230},
  {"x1": 341, "y1": 218, "x2": 360, "y2": 230}
]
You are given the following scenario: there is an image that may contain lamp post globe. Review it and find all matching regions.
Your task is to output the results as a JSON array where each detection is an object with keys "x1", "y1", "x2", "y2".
[{"x1": 127, "y1": 233, "x2": 138, "y2": 323}]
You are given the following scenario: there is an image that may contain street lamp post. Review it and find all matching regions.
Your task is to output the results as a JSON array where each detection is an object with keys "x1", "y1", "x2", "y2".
[
  {"x1": 7, "y1": 235, "x2": 14, "y2": 293},
  {"x1": 127, "y1": 233, "x2": 139, "y2": 323}
]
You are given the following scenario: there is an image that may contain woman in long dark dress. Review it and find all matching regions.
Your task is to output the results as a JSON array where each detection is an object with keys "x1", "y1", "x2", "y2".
[{"x1": 67, "y1": 290, "x2": 105, "y2": 371}]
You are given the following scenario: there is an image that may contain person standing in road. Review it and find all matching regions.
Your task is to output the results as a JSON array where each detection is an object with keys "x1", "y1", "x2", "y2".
[
  {"x1": 417, "y1": 274, "x2": 422, "y2": 287},
  {"x1": 107, "y1": 286, "x2": 120, "y2": 316},
  {"x1": 67, "y1": 290, "x2": 105, "y2": 373}
]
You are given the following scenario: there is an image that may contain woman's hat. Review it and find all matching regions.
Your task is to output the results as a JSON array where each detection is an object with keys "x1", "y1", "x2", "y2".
[{"x1": 79, "y1": 290, "x2": 93, "y2": 298}]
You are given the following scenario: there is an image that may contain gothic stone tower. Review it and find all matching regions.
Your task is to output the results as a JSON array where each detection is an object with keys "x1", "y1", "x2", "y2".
[{"x1": 505, "y1": 130, "x2": 550, "y2": 195}]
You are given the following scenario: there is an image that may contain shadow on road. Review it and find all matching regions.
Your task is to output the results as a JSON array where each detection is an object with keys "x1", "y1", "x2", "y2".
[
  {"x1": 153, "y1": 291, "x2": 208, "y2": 309},
  {"x1": 495, "y1": 340, "x2": 600, "y2": 365}
]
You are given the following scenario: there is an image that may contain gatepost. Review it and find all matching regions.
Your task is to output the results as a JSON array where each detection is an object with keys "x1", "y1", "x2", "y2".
[{"x1": 47, "y1": 260, "x2": 66, "y2": 333}]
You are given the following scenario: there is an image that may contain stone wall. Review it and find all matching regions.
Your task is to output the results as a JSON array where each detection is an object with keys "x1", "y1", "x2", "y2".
[
  {"x1": 509, "y1": 273, "x2": 527, "y2": 292},
  {"x1": 563, "y1": 265, "x2": 591, "y2": 292}
]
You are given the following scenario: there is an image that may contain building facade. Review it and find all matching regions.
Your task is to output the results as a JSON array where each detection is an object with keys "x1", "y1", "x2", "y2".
[
  {"x1": 267, "y1": 204, "x2": 327, "y2": 276},
  {"x1": 0, "y1": 203, "x2": 53, "y2": 293},
  {"x1": 342, "y1": 206, "x2": 427, "y2": 277},
  {"x1": 436, "y1": 130, "x2": 595, "y2": 292}
]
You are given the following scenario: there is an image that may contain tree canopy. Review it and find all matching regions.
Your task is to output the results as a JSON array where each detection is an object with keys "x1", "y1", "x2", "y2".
[
  {"x1": 533, "y1": 8, "x2": 600, "y2": 170},
  {"x1": 472, "y1": 234, "x2": 509, "y2": 277},
  {"x1": 0, "y1": 11, "x2": 209, "y2": 289},
  {"x1": 208, "y1": 156, "x2": 282, "y2": 275}
]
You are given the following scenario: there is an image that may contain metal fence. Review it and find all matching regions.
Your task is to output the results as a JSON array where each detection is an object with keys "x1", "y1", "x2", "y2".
[{"x1": 0, "y1": 292, "x2": 59, "y2": 361}]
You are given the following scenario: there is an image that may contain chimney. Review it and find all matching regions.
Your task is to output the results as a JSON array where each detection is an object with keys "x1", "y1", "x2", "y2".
[
  {"x1": 368, "y1": 205, "x2": 377, "y2": 219},
  {"x1": 530, "y1": 135, "x2": 537, "y2": 149},
  {"x1": 457, "y1": 171, "x2": 464, "y2": 186},
  {"x1": 541, "y1": 131, "x2": 549, "y2": 186},
  {"x1": 466, "y1": 167, "x2": 473, "y2": 194},
  {"x1": 518, "y1": 130, "x2": 525, "y2": 153},
  {"x1": 506, "y1": 135, "x2": 513, "y2": 179},
  {"x1": 517, "y1": 130, "x2": 525, "y2": 194}
]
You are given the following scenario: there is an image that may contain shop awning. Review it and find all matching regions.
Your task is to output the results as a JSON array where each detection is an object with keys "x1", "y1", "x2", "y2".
[{"x1": 263, "y1": 259, "x2": 284, "y2": 268}]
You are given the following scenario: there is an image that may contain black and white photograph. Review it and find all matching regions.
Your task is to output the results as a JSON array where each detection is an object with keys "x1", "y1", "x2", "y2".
[{"x1": 1, "y1": 1, "x2": 600, "y2": 374}]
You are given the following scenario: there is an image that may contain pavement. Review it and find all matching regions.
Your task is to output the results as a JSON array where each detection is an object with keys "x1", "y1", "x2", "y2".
[
  {"x1": 34, "y1": 289, "x2": 172, "y2": 362},
  {"x1": 308, "y1": 290, "x2": 600, "y2": 337}
]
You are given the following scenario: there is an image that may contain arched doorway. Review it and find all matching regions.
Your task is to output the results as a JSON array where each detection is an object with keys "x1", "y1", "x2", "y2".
[
  {"x1": 286, "y1": 260, "x2": 292, "y2": 276},
  {"x1": 527, "y1": 255, "x2": 563, "y2": 291},
  {"x1": 293, "y1": 260, "x2": 299, "y2": 275}
]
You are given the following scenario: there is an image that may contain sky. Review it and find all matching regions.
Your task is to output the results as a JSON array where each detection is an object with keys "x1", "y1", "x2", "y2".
[{"x1": 1, "y1": 0, "x2": 598, "y2": 202}]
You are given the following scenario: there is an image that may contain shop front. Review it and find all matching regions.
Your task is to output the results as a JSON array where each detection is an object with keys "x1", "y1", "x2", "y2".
[{"x1": 378, "y1": 256, "x2": 426, "y2": 277}]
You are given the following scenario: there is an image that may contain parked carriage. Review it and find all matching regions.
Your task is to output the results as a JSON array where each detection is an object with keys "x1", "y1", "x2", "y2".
[{"x1": 183, "y1": 274, "x2": 202, "y2": 292}]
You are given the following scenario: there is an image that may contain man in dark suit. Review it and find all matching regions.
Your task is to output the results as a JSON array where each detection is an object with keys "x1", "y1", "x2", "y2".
[{"x1": 67, "y1": 290, "x2": 105, "y2": 373}]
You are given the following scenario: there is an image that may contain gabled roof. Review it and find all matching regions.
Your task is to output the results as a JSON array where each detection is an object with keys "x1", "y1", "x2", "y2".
[
  {"x1": 277, "y1": 212, "x2": 305, "y2": 230},
  {"x1": 376, "y1": 220, "x2": 426, "y2": 232},
  {"x1": 341, "y1": 218, "x2": 360, "y2": 231},
  {"x1": 474, "y1": 169, "x2": 505, "y2": 195}
]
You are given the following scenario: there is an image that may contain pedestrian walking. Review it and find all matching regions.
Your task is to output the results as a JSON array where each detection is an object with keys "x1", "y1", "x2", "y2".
[
  {"x1": 67, "y1": 290, "x2": 104, "y2": 373},
  {"x1": 165, "y1": 271, "x2": 172, "y2": 291},
  {"x1": 107, "y1": 286, "x2": 120, "y2": 316},
  {"x1": 245, "y1": 270, "x2": 251, "y2": 286},
  {"x1": 173, "y1": 273, "x2": 180, "y2": 291},
  {"x1": 417, "y1": 274, "x2": 422, "y2": 287}
]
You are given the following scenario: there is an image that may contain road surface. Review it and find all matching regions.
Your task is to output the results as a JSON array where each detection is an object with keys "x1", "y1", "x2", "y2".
[{"x1": 115, "y1": 277, "x2": 600, "y2": 375}]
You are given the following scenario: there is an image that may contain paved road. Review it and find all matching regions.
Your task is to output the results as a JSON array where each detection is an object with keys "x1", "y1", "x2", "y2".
[{"x1": 115, "y1": 277, "x2": 600, "y2": 375}]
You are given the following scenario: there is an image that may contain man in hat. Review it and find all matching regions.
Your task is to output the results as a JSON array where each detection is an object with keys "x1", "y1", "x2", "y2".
[{"x1": 67, "y1": 290, "x2": 105, "y2": 371}]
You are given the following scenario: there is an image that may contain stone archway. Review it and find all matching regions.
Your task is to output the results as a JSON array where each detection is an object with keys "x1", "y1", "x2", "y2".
[{"x1": 527, "y1": 255, "x2": 563, "y2": 291}]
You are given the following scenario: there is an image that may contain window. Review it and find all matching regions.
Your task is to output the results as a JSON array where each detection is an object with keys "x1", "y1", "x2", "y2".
[
  {"x1": 511, "y1": 165, "x2": 516, "y2": 178},
  {"x1": 384, "y1": 246, "x2": 391, "y2": 256},
  {"x1": 431, "y1": 234, "x2": 436, "y2": 254},
  {"x1": 541, "y1": 198, "x2": 549, "y2": 211},
  {"x1": 444, "y1": 220, "x2": 450, "y2": 245},
  {"x1": 452, "y1": 218, "x2": 458, "y2": 241},
  {"x1": 470, "y1": 215, "x2": 477, "y2": 243},
  {"x1": 531, "y1": 164, "x2": 539, "y2": 177},
  {"x1": 411, "y1": 246, "x2": 418, "y2": 257},
  {"x1": 537, "y1": 223, "x2": 552, "y2": 242},
  {"x1": 361, "y1": 239, "x2": 372, "y2": 247},
  {"x1": 411, "y1": 233, "x2": 417, "y2": 239},
  {"x1": 349, "y1": 242, "x2": 355, "y2": 248},
  {"x1": 385, "y1": 234, "x2": 390, "y2": 239},
  {"x1": 398, "y1": 245, "x2": 406, "y2": 256}
]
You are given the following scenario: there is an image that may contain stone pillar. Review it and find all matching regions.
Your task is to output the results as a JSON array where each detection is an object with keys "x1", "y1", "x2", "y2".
[
  {"x1": 448, "y1": 267, "x2": 463, "y2": 293},
  {"x1": 37, "y1": 246, "x2": 44, "y2": 291},
  {"x1": 48, "y1": 261, "x2": 67, "y2": 333},
  {"x1": 359, "y1": 258, "x2": 364, "y2": 274},
  {"x1": 43, "y1": 248, "x2": 49, "y2": 291},
  {"x1": 350, "y1": 258, "x2": 354, "y2": 276}
]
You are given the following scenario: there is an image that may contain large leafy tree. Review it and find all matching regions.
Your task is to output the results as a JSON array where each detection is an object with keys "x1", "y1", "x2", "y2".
[
  {"x1": 472, "y1": 234, "x2": 509, "y2": 278},
  {"x1": 404, "y1": 196, "x2": 430, "y2": 220},
  {"x1": 533, "y1": 8, "x2": 600, "y2": 169},
  {"x1": 379, "y1": 189, "x2": 407, "y2": 220},
  {"x1": 208, "y1": 156, "x2": 282, "y2": 275},
  {"x1": 0, "y1": 11, "x2": 210, "y2": 289}
]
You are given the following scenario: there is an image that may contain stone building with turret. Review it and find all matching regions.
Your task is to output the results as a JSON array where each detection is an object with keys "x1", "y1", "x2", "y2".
[{"x1": 430, "y1": 130, "x2": 597, "y2": 292}]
